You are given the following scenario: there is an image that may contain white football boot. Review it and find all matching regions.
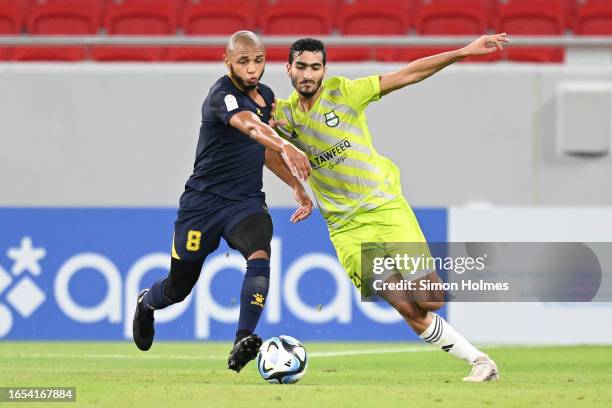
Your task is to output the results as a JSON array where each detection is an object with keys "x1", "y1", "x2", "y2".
[{"x1": 462, "y1": 354, "x2": 500, "y2": 382}]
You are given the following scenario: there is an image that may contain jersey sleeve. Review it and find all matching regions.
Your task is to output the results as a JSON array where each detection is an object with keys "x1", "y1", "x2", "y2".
[
  {"x1": 273, "y1": 99, "x2": 295, "y2": 140},
  {"x1": 209, "y1": 89, "x2": 250, "y2": 125},
  {"x1": 341, "y1": 75, "x2": 381, "y2": 112}
]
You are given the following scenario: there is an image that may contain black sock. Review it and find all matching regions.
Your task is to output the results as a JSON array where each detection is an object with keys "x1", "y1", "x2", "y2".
[{"x1": 235, "y1": 258, "x2": 270, "y2": 342}]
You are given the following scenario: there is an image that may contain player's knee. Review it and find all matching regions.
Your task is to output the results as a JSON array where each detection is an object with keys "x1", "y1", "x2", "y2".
[
  {"x1": 163, "y1": 258, "x2": 203, "y2": 304},
  {"x1": 163, "y1": 279, "x2": 193, "y2": 304},
  {"x1": 163, "y1": 280, "x2": 192, "y2": 303},
  {"x1": 226, "y1": 212, "x2": 273, "y2": 260},
  {"x1": 247, "y1": 249, "x2": 269, "y2": 261},
  {"x1": 414, "y1": 288, "x2": 446, "y2": 311}
]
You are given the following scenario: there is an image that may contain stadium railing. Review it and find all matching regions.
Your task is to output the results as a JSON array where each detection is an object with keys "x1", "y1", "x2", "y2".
[{"x1": 0, "y1": 35, "x2": 611, "y2": 63}]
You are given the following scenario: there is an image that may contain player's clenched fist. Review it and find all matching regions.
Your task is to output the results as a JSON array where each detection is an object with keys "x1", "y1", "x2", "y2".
[{"x1": 281, "y1": 143, "x2": 311, "y2": 181}]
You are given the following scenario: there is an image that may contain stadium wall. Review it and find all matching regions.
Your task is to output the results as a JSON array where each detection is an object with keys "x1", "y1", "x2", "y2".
[{"x1": 1, "y1": 63, "x2": 611, "y2": 207}]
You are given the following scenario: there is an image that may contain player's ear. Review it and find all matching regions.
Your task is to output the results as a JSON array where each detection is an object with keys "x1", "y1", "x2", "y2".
[
  {"x1": 223, "y1": 54, "x2": 230, "y2": 69},
  {"x1": 285, "y1": 63, "x2": 291, "y2": 77}
]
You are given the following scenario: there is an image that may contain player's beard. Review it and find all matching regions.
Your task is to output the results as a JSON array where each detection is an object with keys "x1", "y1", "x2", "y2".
[
  {"x1": 229, "y1": 64, "x2": 264, "y2": 91},
  {"x1": 292, "y1": 74, "x2": 323, "y2": 99}
]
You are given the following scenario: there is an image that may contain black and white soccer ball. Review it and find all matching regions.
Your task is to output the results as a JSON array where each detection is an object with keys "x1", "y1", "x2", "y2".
[{"x1": 257, "y1": 335, "x2": 308, "y2": 384}]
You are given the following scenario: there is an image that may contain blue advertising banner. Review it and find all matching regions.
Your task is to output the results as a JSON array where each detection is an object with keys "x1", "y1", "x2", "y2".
[{"x1": 0, "y1": 208, "x2": 446, "y2": 341}]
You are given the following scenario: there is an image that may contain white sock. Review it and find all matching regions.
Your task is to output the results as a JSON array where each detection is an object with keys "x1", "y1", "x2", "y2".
[{"x1": 418, "y1": 312, "x2": 483, "y2": 364}]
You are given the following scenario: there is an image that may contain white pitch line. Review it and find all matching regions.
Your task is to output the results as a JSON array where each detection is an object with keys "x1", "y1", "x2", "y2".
[
  {"x1": 10, "y1": 346, "x2": 435, "y2": 361},
  {"x1": 12, "y1": 353, "x2": 225, "y2": 361},
  {"x1": 309, "y1": 346, "x2": 435, "y2": 357},
  {"x1": 8, "y1": 344, "x2": 555, "y2": 362}
]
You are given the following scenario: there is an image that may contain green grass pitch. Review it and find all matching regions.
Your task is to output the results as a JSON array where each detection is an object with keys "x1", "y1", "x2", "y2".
[{"x1": 1, "y1": 342, "x2": 611, "y2": 407}]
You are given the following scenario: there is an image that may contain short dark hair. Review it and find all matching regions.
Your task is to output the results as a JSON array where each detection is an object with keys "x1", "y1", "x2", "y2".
[{"x1": 288, "y1": 38, "x2": 326, "y2": 65}]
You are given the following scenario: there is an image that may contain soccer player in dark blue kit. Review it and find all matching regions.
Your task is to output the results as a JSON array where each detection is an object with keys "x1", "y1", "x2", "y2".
[{"x1": 132, "y1": 31, "x2": 313, "y2": 372}]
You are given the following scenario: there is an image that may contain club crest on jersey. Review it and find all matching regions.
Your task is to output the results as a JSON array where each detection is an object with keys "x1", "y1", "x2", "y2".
[{"x1": 324, "y1": 111, "x2": 339, "y2": 127}]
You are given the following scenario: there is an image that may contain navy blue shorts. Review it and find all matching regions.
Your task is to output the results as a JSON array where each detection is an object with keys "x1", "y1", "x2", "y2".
[{"x1": 172, "y1": 187, "x2": 270, "y2": 261}]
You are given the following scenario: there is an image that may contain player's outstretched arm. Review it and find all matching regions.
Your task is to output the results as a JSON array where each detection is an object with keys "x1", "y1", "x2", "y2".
[
  {"x1": 229, "y1": 111, "x2": 311, "y2": 181},
  {"x1": 265, "y1": 149, "x2": 313, "y2": 223},
  {"x1": 379, "y1": 33, "x2": 509, "y2": 95}
]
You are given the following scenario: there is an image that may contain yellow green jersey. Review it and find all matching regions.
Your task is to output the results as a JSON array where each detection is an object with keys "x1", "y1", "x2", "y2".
[{"x1": 275, "y1": 75, "x2": 403, "y2": 231}]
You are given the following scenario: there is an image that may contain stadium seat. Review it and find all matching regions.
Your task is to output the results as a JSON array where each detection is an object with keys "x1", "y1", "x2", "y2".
[
  {"x1": 26, "y1": 0, "x2": 100, "y2": 34},
  {"x1": 485, "y1": 0, "x2": 499, "y2": 27},
  {"x1": 0, "y1": 0, "x2": 22, "y2": 34},
  {"x1": 90, "y1": 46, "x2": 164, "y2": 61},
  {"x1": 11, "y1": 45, "x2": 87, "y2": 61},
  {"x1": 575, "y1": 0, "x2": 612, "y2": 35},
  {"x1": 497, "y1": 0, "x2": 565, "y2": 63},
  {"x1": 99, "y1": 1, "x2": 175, "y2": 62},
  {"x1": 0, "y1": 46, "x2": 13, "y2": 60},
  {"x1": 104, "y1": 0, "x2": 177, "y2": 35},
  {"x1": 563, "y1": 0, "x2": 579, "y2": 28},
  {"x1": 165, "y1": 46, "x2": 225, "y2": 62},
  {"x1": 326, "y1": 46, "x2": 373, "y2": 62},
  {"x1": 394, "y1": 1, "x2": 498, "y2": 64},
  {"x1": 416, "y1": 0, "x2": 488, "y2": 35},
  {"x1": 337, "y1": 0, "x2": 412, "y2": 35},
  {"x1": 181, "y1": 0, "x2": 257, "y2": 34},
  {"x1": 336, "y1": 0, "x2": 412, "y2": 64},
  {"x1": 264, "y1": 45, "x2": 289, "y2": 62},
  {"x1": 260, "y1": 0, "x2": 333, "y2": 34}
]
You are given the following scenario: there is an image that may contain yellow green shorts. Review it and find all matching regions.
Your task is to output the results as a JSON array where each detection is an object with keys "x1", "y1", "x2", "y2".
[{"x1": 329, "y1": 196, "x2": 431, "y2": 294}]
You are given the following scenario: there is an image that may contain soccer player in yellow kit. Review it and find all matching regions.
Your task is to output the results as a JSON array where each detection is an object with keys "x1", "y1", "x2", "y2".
[{"x1": 274, "y1": 34, "x2": 509, "y2": 382}]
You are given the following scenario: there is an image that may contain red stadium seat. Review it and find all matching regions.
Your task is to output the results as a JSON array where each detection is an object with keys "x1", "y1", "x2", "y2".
[
  {"x1": 336, "y1": 0, "x2": 412, "y2": 62},
  {"x1": 485, "y1": 0, "x2": 499, "y2": 27},
  {"x1": 399, "y1": 1, "x2": 496, "y2": 64},
  {"x1": 575, "y1": 0, "x2": 612, "y2": 35},
  {"x1": 264, "y1": 45, "x2": 289, "y2": 62},
  {"x1": 563, "y1": 0, "x2": 579, "y2": 28},
  {"x1": 416, "y1": 0, "x2": 488, "y2": 35},
  {"x1": 0, "y1": 0, "x2": 22, "y2": 34},
  {"x1": 260, "y1": 0, "x2": 333, "y2": 34},
  {"x1": 11, "y1": 45, "x2": 87, "y2": 61},
  {"x1": 91, "y1": 46, "x2": 164, "y2": 61},
  {"x1": 181, "y1": 0, "x2": 257, "y2": 34},
  {"x1": 337, "y1": 0, "x2": 412, "y2": 35},
  {"x1": 165, "y1": 46, "x2": 225, "y2": 62},
  {"x1": 326, "y1": 46, "x2": 373, "y2": 62},
  {"x1": 26, "y1": 0, "x2": 100, "y2": 34},
  {"x1": 99, "y1": 1, "x2": 175, "y2": 62},
  {"x1": 104, "y1": 0, "x2": 177, "y2": 35},
  {"x1": 497, "y1": 0, "x2": 565, "y2": 63},
  {"x1": 0, "y1": 46, "x2": 13, "y2": 59}
]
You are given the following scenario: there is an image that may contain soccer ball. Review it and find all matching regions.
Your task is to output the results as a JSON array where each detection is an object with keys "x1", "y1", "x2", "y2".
[{"x1": 257, "y1": 335, "x2": 307, "y2": 384}]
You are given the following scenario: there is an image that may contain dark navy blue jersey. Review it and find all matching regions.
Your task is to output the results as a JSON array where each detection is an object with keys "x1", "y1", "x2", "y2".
[{"x1": 186, "y1": 75, "x2": 275, "y2": 201}]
